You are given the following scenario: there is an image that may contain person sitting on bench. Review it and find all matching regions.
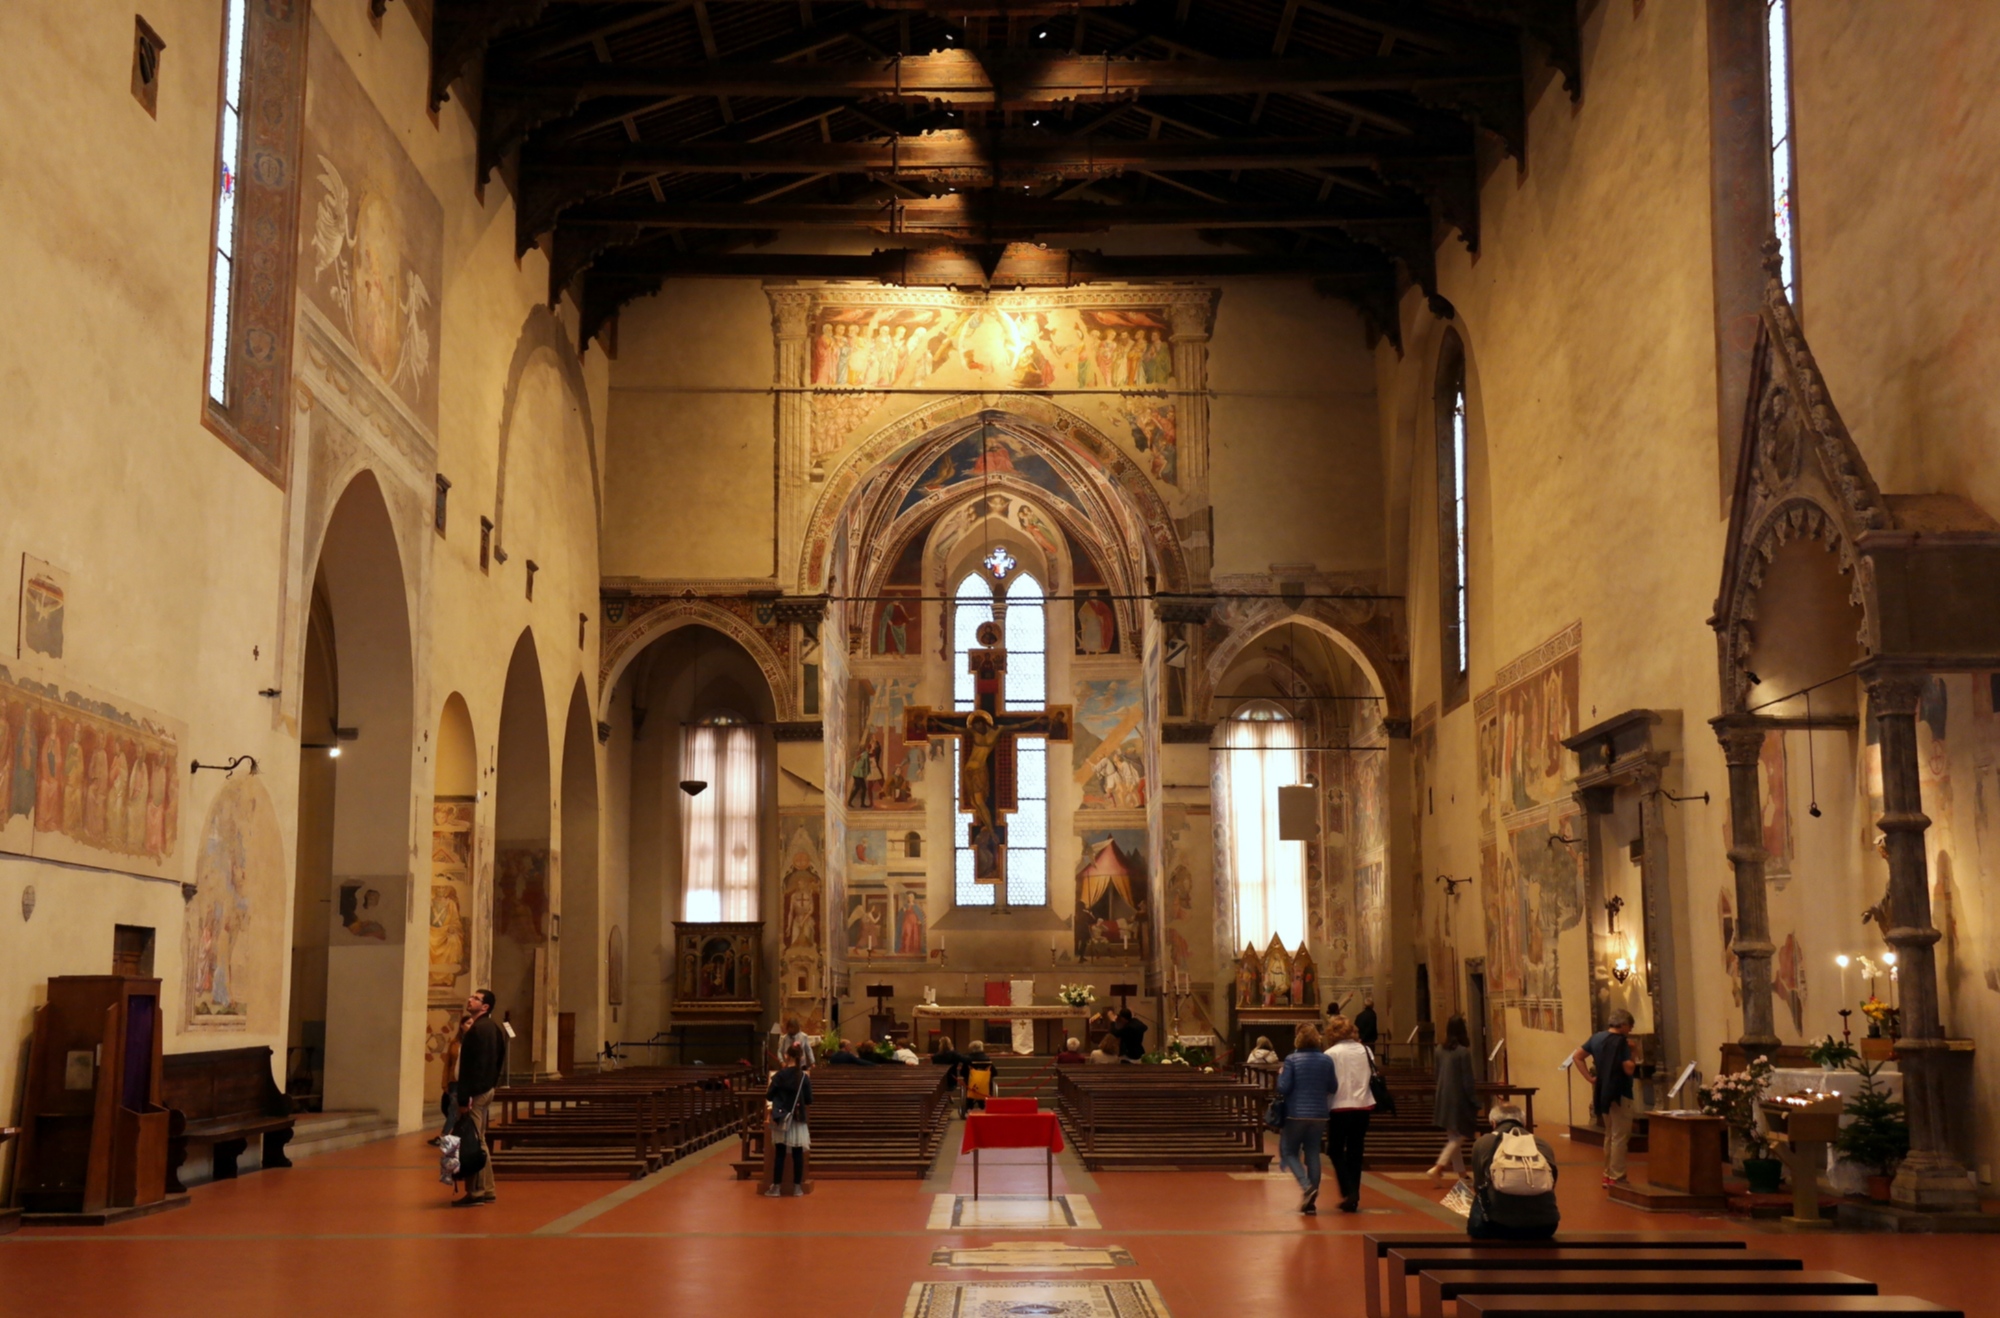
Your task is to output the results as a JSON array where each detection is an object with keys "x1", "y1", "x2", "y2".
[
  {"x1": 1467, "y1": 1103, "x2": 1559, "y2": 1240},
  {"x1": 1055, "y1": 1037, "x2": 1089, "y2": 1065},
  {"x1": 1089, "y1": 1037, "x2": 1122, "y2": 1064},
  {"x1": 1245, "y1": 1036, "x2": 1280, "y2": 1064},
  {"x1": 827, "y1": 1040, "x2": 868, "y2": 1066},
  {"x1": 962, "y1": 1040, "x2": 994, "y2": 1111}
]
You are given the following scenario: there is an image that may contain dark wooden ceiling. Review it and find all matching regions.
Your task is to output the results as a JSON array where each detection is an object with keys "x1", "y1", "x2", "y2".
[{"x1": 426, "y1": 0, "x2": 1580, "y2": 345}]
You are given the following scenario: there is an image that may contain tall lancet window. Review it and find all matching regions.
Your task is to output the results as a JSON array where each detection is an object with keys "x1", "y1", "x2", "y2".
[
  {"x1": 1765, "y1": 0, "x2": 1799, "y2": 303},
  {"x1": 681, "y1": 714, "x2": 761, "y2": 921},
  {"x1": 1435, "y1": 331, "x2": 1471, "y2": 708},
  {"x1": 1221, "y1": 703, "x2": 1306, "y2": 950},
  {"x1": 206, "y1": 0, "x2": 251, "y2": 405},
  {"x1": 952, "y1": 569, "x2": 1048, "y2": 908}
]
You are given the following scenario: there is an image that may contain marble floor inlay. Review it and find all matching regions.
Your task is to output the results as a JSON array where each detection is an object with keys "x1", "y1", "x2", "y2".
[
  {"x1": 927, "y1": 1194, "x2": 1102, "y2": 1230},
  {"x1": 903, "y1": 1280, "x2": 1170, "y2": 1318},
  {"x1": 931, "y1": 1243, "x2": 1136, "y2": 1270}
]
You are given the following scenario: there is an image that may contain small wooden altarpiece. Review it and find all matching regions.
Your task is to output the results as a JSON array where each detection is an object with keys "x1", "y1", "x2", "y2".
[{"x1": 670, "y1": 922, "x2": 765, "y2": 1067}]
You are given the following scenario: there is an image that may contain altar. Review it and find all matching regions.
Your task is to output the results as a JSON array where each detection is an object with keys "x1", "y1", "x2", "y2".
[{"x1": 912, "y1": 1004, "x2": 1093, "y2": 1056}]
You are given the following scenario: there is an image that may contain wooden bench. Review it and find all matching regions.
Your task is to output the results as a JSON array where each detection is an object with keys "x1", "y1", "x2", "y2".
[
  {"x1": 1420, "y1": 1270, "x2": 1877, "y2": 1318},
  {"x1": 1456, "y1": 1298, "x2": 1960, "y2": 1317},
  {"x1": 489, "y1": 1064, "x2": 752, "y2": 1180},
  {"x1": 733, "y1": 1068, "x2": 951, "y2": 1180},
  {"x1": 162, "y1": 1045, "x2": 293, "y2": 1192},
  {"x1": 1361, "y1": 1233, "x2": 1749, "y2": 1318},
  {"x1": 1383, "y1": 1249, "x2": 1795, "y2": 1318},
  {"x1": 1055, "y1": 1069, "x2": 1270, "y2": 1171}
]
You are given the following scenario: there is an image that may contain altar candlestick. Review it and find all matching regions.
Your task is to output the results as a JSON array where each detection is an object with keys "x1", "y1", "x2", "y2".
[{"x1": 1836, "y1": 954, "x2": 1851, "y2": 1012}]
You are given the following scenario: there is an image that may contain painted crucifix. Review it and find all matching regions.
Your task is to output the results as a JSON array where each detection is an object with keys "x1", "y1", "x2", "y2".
[{"x1": 904, "y1": 619, "x2": 1072, "y2": 911}]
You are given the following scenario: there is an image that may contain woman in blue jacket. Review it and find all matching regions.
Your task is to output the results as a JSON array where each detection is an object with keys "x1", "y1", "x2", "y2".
[{"x1": 1273, "y1": 1022, "x2": 1335, "y2": 1214}]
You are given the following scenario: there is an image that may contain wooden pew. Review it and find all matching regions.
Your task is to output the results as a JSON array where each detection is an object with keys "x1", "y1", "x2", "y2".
[
  {"x1": 732, "y1": 1067, "x2": 951, "y2": 1180},
  {"x1": 1457, "y1": 1298, "x2": 1960, "y2": 1317},
  {"x1": 1055, "y1": 1068, "x2": 1270, "y2": 1171},
  {"x1": 1358, "y1": 1234, "x2": 1751, "y2": 1318},
  {"x1": 1383, "y1": 1249, "x2": 1796, "y2": 1318},
  {"x1": 1419, "y1": 1270, "x2": 1877, "y2": 1318},
  {"x1": 488, "y1": 1064, "x2": 752, "y2": 1180},
  {"x1": 162, "y1": 1046, "x2": 294, "y2": 1192}
]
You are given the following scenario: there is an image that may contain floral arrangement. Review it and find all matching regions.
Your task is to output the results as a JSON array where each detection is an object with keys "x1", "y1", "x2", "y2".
[
  {"x1": 1698, "y1": 1053, "x2": 1775, "y2": 1159},
  {"x1": 1861, "y1": 996, "x2": 1901, "y2": 1039},
  {"x1": 1804, "y1": 1034, "x2": 1859, "y2": 1072},
  {"x1": 1140, "y1": 1041, "x2": 1214, "y2": 1068},
  {"x1": 1057, "y1": 984, "x2": 1096, "y2": 1008}
]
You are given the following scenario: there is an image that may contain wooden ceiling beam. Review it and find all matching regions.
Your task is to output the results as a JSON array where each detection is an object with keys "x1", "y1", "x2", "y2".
[
  {"x1": 585, "y1": 246, "x2": 1392, "y2": 282},
  {"x1": 558, "y1": 195, "x2": 1432, "y2": 236}
]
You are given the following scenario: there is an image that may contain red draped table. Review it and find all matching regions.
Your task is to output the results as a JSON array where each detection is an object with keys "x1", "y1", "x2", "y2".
[{"x1": 961, "y1": 1109, "x2": 1064, "y2": 1199}]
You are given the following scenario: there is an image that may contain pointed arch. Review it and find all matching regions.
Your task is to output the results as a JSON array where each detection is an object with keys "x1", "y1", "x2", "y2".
[{"x1": 597, "y1": 600, "x2": 794, "y2": 724}]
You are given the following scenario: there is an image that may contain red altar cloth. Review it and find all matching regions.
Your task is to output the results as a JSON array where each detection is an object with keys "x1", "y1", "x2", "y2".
[
  {"x1": 982, "y1": 1098, "x2": 1040, "y2": 1116},
  {"x1": 961, "y1": 1112, "x2": 1064, "y2": 1154}
]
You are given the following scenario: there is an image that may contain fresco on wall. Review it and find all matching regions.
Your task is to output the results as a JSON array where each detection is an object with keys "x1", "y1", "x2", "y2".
[
  {"x1": 1761, "y1": 730, "x2": 1793, "y2": 888},
  {"x1": 1773, "y1": 931, "x2": 1808, "y2": 1034},
  {"x1": 495, "y1": 847, "x2": 551, "y2": 944},
  {"x1": 1075, "y1": 590, "x2": 1119, "y2": 656},
  {"x1": 0, "y1": 660, "x2": 184, "y2": 879},
  {"x1": 846, "y1": 677, "x2": 925, "y2": 809},
  {"x1": 18, "y1": 556, "x2": 67, "y2": 662},
  {"x1": 1479, "y1": 622, "x2": 1584, "y2": 1033},
  {"x1": 299, "y1": 24, "x2": 444, "y2": 432},
  {"x1": 894, "y1": 428, "x2": 1088, "y2": 519},
  {"x1": 1073, "y1": 678, "x2": 1146, "y2": 809},
  {"x1": 181, "y1": 775, "x2": 285, "y2": 1032},
  {"x1": 1112, "y1": 399, "x2": 1178, "y2": 486},
  {"x1": 1076, "y1": 829, "x2": 1150, "y2": 960},
  {"x1": 778, "y1": 811, "x2": 827, "y2": 1022},
  {"x1": 1354, "y1": 861, "x2": 1385, "y2": 979},
  {"x1": 872, "y1": 591, "x2": 921, "y2": 656},
  {"x1": 429, "y1": 799, "x2": 475, "y2": 998}
]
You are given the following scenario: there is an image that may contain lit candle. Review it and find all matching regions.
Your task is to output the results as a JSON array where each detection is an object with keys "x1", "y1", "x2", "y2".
[
  {"x1": 1836, "y1": 954, "x2": 1851, "y2": 1010},
  {"x1": 1884, "y1": 952, "x2": 1898, "y2": 1012}
]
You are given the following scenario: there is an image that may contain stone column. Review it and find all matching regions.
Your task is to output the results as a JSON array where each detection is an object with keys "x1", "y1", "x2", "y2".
[
  {"x1": 1864, "y1": 670, "x2": 1978, "y2": 1210},
  {"x1": 768, "y1": 289, "x2": 814, "y2": 586},
  {"x1": 1630, "y1": 759, "x2": 1683, "y2": 1075},
  {"x1": 1714, "y1": 721, "x2": 1778, "y2": 1049}
]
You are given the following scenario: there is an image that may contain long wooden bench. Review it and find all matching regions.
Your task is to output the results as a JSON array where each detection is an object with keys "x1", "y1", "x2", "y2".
[
  {"x1": 732, "y1": 1067, "x2": 951, "y2": 1180},
  {"x1": 1420, "y1": 1270, "x2": 1876, "y2": 1318},
  {"x1": 1360, "y1": 1233, "x2": 1752, "y2": 1318},
  {"x1": 1456, "y1": 1298, "x2": 1960, "y2": 1317},
  {"x1": 162, "y1": 1045, "x2": 294, "y2": 1192},
  {"x1": 488, "y1": 1064, "x2": 751, "y2": 1180},
  {"x1": 1055, "y1": 1068, "x2": 1270, "y2": 1171},
  {"x1": 1384, "y1": 1249, "x2": 1794, "y2": 1318}
]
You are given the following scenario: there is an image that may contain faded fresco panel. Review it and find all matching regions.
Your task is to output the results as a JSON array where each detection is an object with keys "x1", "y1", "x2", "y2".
[
  {"x1": 17, "y1": 556, "x2": 67, "y2": 662},
  {"x1": 778, "y1": 810, "x2": 827, "y2": 1026},
  {"x1": 1073, "y1": 678, "x2": 1146, "y2": 809},
  {"x1": 429, "y1": 798, "x2": 475, "y2": 1000},
  {"x1": 846, "y1": 676, "x2": 925, "y2": 810},
  {"x1": 1076, "y1": 828, "x2": 1149, "y2": 961},
  {"x1": 0, "y1": 660, "x2": 185, "y2": 880},
  {"x1": 299, "y1": 19, "x2": 444, "y2": 432},
  {"x1": 181, "y1": 775, "x2": 286, "y2": 1033}
]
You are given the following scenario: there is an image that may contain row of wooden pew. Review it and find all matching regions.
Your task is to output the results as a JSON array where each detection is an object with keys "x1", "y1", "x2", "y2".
[
  {"x1": 1364, "y1": 1230, "x2": 1959, "y2": 1318},
  {"x1": 487, "y1": 1064, "x2": 753, "y2": 1180},
  {"x1": 731, "y1": 1065, "x2": 953, "y2": 1180},
  {"x1": 1054, "y1": 1066, "x2": 1272, "y2": 1171},
  {"x1": 1237, "y1": 1060, "x2": 1540, "y2": 1170}
]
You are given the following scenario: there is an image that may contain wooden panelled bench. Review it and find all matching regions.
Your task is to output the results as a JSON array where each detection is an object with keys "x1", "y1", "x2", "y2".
[
  {"x1": 1360, "y1": 1233, "x2": 1750, "y2": 1318},
  {"x1": 732, "y1": 1066, "x2": 951, "y2": 1181},
  {"x1": 1456, "y1": 1298, "x2": 1959, "y2": 1317},
  {"x1": 488, "y1": 1064, "x2": 751, "y2": 1180},
  {"x1": 1055, "y1": 1068, "x2": 1270, "y2": 1171},
  {"x1": 1419, "y1": 1269, "x2": 1879, "y2": 1318},
  {"x1": 162, "y1": 1045, "x2": 293, "y2": 1192},
  {"x1": 1383, "y1": 1249, "x2": 1794, "y2": 1318}
]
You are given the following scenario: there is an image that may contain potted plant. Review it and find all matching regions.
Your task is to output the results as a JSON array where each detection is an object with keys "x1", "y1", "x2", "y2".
[
  {"x1": 1057, "y1": 984, "x2": 1096, "y2": 1009},
  {"x1": 1835, "y1": 1062, "x2": 1909, "y2": 1202},
  {"x1": 1804, "y1": 1034, "x2": 1858, "y2": 1072},
  {"x1": 1700, "y1": 1054, "x2": 1782, "y2": 1192},
  {"x1": 1858, "y1": 997, "x2": 1901, "y2": 1061}
]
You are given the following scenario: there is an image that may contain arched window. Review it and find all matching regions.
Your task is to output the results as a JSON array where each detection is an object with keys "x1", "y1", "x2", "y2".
[
  {"x1": 1765, "y1": 0, "x2": 1799, "y2": 303},
  {"x1": 1221, "y1": 702, "x2": 1305, "y2": 949},
  {"x1": 1435, "y1": 331, "x2": 1470, "y2": 708},
  {"x1": 681, "y1": 711, "x2": 761, "y2": 921},
  {"x1": 952, "y1": 568, "x2": 1048, "y2": 908}
]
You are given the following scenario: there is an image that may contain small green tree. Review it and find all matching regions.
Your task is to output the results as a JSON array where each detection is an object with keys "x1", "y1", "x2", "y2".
[{"x1": 1834, "y1": 1062, "x2": 1909, "y2": 1174}]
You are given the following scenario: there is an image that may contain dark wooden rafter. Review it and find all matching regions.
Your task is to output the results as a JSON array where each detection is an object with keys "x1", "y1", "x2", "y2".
[{"x1": 472, "y1": 0, "x2": 1575, "y2": 343}]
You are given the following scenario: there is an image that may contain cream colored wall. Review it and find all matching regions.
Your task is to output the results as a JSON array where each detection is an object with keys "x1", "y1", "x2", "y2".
[
  {"x1": 1390, "y1": 0, "x2": 1733, "y2": 1091},
  {"x1": 0, "y1": 0, "x2": 611, "y2": 1160}
]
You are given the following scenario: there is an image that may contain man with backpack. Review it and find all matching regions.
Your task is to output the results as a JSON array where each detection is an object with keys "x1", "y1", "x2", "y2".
[{"x1": 1466, "y1": 1103, "x2": 1558, "y2": 1239}]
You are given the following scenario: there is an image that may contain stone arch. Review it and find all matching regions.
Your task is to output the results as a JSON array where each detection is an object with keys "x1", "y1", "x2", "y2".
[
  {"x1": 597, "y1": 600, "x2": 795, "y2": 724},
  {"x1": 1203, "y1": 603, "x2": 1404, "y2": 723},
  {"x1": 798, "y1": 395, "x2": 1190, "y2": 598},
  {"x1": 494, "y1": 305, "x2": 600, "y2": 546}
]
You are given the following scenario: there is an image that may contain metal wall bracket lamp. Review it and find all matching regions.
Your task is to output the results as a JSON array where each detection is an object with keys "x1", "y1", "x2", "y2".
[{"x1": 189, "y1": 755, "x2": 259, "y2": 777}]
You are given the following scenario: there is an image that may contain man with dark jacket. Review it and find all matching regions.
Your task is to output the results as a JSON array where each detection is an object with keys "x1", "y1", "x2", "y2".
[
  {"x1": 1467, "y1": 1104, "x2": 1559, "y2": 1239},
  {"x1": 1112, "y1": 1009, "x2": 1148, "y2": 1060},
  {"x1": 827, "y1": 1040, "x2": 868, "y2": 1065},
  {"x1": 452, "y1": 989, "x2": 507, "y2": 1207},
  {"x1": 1352, "y1": 998, "x2": 1379, "y2": 1048}
]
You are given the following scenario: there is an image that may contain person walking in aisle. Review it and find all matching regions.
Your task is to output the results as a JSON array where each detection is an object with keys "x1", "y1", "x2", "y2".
[
  {"x1": 450, "y1": 989, "x2": 507, "y2": 1208},
  {"x1": 1570, "y1": 1009, "x2": 1638, "y2": 1186},
  {"x1": 763, "y1": 1042, "x2": 813, "y2": 1197},
  {"x1": 1352, "y1": 997, "x2": 1379, "y2": 1048},
  {"x1": 1323, "y1": 1014, "x2": 1376, "y2": 1213},
  {"x1": 1428, "y1": 1016, "x2": 1479, "y2": 1186},
  {"x1": 1274, "y1": 1022, "x2": 1335, "y2": 1214}
]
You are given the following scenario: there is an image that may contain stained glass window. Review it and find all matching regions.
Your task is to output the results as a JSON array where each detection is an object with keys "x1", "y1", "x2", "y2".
[
  {"x1": 206, "y1": 0, "x2": 251, "y2": 405},
  {"x1": 1766, "y1": 0, "x2": 1798, "y2": 303},
  {"x1": 953, "y1": 570, "x2": 1047, "y2": 908}
]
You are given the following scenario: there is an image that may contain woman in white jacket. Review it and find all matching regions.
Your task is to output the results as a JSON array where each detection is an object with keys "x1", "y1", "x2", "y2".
[{"x1": 1322, "y1": 1014, "x2": 1377, "y2": 1212}]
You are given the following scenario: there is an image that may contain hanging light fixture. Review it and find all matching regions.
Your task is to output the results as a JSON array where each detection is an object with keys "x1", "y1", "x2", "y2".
[{"x1": 680, "y1": 639, "x2": 709, "y2": 796}]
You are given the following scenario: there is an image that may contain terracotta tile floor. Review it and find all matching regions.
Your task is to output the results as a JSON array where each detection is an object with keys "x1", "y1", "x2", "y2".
[{"x1": 1, "y1": 1129, "x2": 1991, "y2": 1317}]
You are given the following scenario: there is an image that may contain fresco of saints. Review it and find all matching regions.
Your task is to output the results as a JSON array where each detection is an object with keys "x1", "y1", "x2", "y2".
[{"x1": 897, "y1": 890, "x2": 925, "y2": 956}]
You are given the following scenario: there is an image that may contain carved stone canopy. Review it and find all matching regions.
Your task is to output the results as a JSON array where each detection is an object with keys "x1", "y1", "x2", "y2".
[
  {"x1": 1563, "y1": 708, "x2": 1669, "y2": 815},
  {"x1": 1710, "y1": 267, "x2": 2000, "y2": 713}
]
